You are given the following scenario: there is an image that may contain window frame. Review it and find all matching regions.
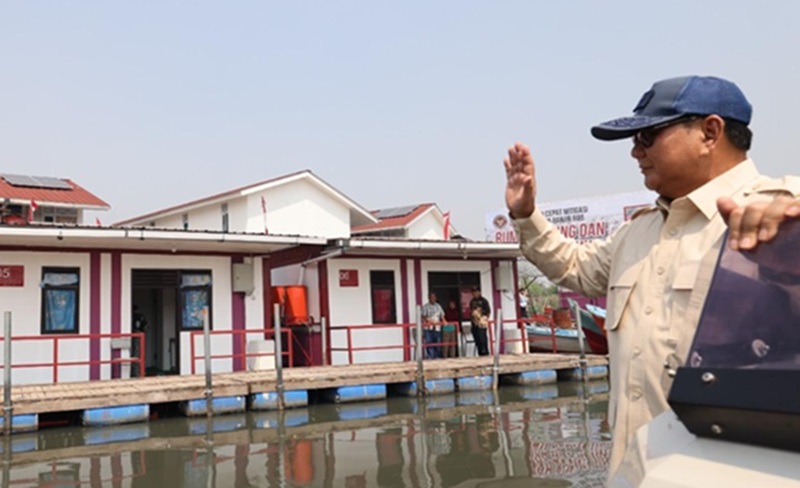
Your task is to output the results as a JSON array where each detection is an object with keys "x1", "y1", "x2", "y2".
[
  {"x1": 221, "y1": 203, "x2": 229, "y2": 233},
  {"x1": 40, "y1": 267, "x2": 81, "y2": 335},
  {"x1": 179, "y1": 270, "x2": 213, "y2": 331},
  {"x1": 370, "y1": 270, "x2": 397, "y2": 324}
]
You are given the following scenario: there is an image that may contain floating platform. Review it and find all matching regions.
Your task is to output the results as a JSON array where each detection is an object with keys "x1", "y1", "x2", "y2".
[
  {"x1": 456, "y1": 375, "x2": 493, "y2": 391},
  {"x1": 0, "y1": 414, "x2": 38, "y2": 434},
  {"x1": 83, "y1": 404, "x2": 149, "y2": 427},
  {"x1": 0, "y1": 353, "x2": 608, "y2": 434},
  {"x1": 180, "y1": 396, "x2": 247, "y2": 417},
  {"x1": 250, "y1": 390, "x2": 309, "y2": 410},
  {"x1": 502, "y1": 369, "x2": 558, "y2": 385},
  {"x1": 322, "y1": 384, "x2": 387, "y2": 404},
  {"x1": 393, "y1": 378, "x2": 456, "y2": 396},
  {"x1": 557, "y1": 365, "x2": 609, "y2": 382}
]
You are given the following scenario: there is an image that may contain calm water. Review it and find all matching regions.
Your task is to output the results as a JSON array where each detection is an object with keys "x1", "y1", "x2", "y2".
[{"x1": 1, "y1": 381, "x2": 610, "y2": 487}]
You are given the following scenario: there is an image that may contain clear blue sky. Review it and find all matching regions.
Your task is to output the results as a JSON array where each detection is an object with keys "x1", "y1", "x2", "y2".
[{"x1": 2, "y1": 1, "x2": 799, "y2": 239}]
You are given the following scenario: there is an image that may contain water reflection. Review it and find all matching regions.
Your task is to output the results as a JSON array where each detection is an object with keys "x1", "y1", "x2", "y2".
[{"x1": 2, "y1": 381, "x2": 610, "y2": 487}]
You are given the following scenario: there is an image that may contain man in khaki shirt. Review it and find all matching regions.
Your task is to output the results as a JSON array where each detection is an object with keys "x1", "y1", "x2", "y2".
[{"x1": 503, "y1": 75, "x2": 800, "y2": 481}]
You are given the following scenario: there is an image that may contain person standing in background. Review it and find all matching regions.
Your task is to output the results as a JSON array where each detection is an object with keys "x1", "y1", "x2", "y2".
[
  {"x1": 469, "y1": 287, "x2": 491, "y2": 356},
  {"x1": 442, "y1": 299, "x2": 460, "y2": 358}
]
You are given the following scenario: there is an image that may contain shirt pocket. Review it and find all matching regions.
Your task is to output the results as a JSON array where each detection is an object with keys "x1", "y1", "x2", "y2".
[
  {"x1": 606, "y1": 263, "x2": 642, "y2": 331},
  {"x1": 672, "y1": 261, "x2": 698, "y2": 291}
]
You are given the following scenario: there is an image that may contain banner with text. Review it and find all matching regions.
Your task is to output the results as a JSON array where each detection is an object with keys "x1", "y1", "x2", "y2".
[{"x1": 485, "y1": 190, "x2": 655, "y2": 244}]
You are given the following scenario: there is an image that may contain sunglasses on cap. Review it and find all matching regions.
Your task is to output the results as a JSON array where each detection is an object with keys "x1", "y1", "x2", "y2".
[{"x1": 633, "y1": 115, "x2": 702, "y2": 148}]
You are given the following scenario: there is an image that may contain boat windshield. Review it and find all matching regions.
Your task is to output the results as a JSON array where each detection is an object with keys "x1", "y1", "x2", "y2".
[{"x1": 687, "y1": 219, "x2": 800, "y2": 370}]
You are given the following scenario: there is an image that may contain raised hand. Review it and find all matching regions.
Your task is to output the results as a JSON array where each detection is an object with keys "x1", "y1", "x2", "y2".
[{"x1": 504, "y1": 142, "x2": 537, "y2": 219}]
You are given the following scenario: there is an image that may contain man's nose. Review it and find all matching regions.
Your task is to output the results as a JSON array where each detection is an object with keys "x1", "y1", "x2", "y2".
[{"x1": 631, "y1": 141, "x2": 646, "y2": 159}]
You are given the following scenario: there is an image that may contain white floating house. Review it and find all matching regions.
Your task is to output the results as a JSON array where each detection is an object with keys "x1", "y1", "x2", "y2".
[{"x1": 0, "y1": 170, "x2": 522, "y2": 385}]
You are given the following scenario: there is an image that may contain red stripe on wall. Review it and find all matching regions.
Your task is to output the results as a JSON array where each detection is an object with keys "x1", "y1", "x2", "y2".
[
  {"x1": 400, "y1": 259, "x2": 409, "y2": 324},
  {"x1": 232, "y1": 256, "x2": 246, "y2": 371},
  {"x1": 111, "y1": 252, "x2": 122, "y2": 378},
  {"x1": 90, "y1": 251, "x2": 101, "y2": 380}
]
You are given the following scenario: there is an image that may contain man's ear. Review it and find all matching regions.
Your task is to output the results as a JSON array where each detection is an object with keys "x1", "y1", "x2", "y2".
[{"x1": 702, "y1": 115, "x2": 725, "y2": 146}]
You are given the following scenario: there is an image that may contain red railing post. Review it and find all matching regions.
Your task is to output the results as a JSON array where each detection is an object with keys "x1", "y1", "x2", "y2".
[
  {"x1": 240, "y1": 331, "x2": 246, "y2": 372},
  {"x1": 53, "y1": 337, "x2": 59, "y2": 384},
  {"x1": 139, "y1": 332, "x2": 146, "y2": 377},
  {"x1": 286, "y1": 329, "x2": 293, "y2": 367},
  {"x1": 487, "y1": 321, "x2": 494, "y2": 355},
  {"x1": 347, "y1": 328, "x2": 353, "y2": 365}
]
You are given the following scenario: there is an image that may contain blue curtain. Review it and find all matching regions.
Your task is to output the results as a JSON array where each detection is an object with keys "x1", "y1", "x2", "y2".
[
  {"x1": 45, "y1": 289, "x2": 76, "y2": 332},
  {"x1": 182, "y1": 289, "x2": 209, "y2": 329}
]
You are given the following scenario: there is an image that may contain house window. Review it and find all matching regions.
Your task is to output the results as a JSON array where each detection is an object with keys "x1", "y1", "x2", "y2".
[
  {"x1": 182, "y1": 214, "x2": 189, "y2": 230},
  {"x1": 221, "y1": 203, "x2": 229, "y2": 233},
  {"x1": 180, "y1": 271, "x2": 212, "y2": 330},
  {"x1": 39, "y1": 207, "x2": 78, "y2": 224},
  {"x1": 370, "y1": 270, "x2": 396, "y2": 324},
  {"x1": 41, "y1": 268, "x2": 80, "y2": 334}
]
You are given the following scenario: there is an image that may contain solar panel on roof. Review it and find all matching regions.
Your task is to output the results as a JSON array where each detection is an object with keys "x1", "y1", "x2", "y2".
[
  {"x1": 31, "y1": 176, "x2": 72, "y2": 190},
  {"x1": 374, "y1": 205, "x2": 418, "y2": 219},
  {"x1": 1, "y1": 174, "x2": 71, "y2": 190}
]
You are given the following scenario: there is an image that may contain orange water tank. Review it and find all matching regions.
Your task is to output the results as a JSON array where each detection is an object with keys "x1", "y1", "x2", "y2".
[{"x1": 271, "y1": 285, "x2": 309, "y2": 326}]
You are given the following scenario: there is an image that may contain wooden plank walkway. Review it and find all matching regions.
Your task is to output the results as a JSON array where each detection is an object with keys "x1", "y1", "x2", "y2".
[{"x1": 1, "y1": 353, "x2": 607, "y2": 415}]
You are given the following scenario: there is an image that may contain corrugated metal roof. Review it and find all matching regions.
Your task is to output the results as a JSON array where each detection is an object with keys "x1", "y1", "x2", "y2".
[{"x1": 0, "y1": 175, "x2": 109, "y2": 208}]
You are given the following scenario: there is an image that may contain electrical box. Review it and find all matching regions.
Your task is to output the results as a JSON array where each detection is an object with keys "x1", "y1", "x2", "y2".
[{"x1": 232, "y1": 262, "x2": 255, "y2": 294}]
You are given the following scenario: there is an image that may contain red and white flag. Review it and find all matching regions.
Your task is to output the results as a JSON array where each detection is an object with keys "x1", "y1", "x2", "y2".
[
  {"x1": 443, "y1": 211, "x2": 451, "y2": 240},
  {"x1": 95, "y1": 217, "x2": 102, "y2": 227},
  {"x1": 260, "y1": 195, "x2": 268, "y2": 234},
  {"x1": 28, "y1": 200, "x2": 39, "y2": 223}
]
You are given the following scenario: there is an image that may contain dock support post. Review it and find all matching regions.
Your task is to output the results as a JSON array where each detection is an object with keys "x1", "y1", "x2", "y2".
[
  {"x1": 274, "y1": 304, "x2": 285, "y2": 410},
  {"x1": 492, "y1": 309, "x2": 502, "y2": 392},
  {"x1": 320, "y1": 316, "x2": 328, "y2": 366},
  {"x1": 415, "y1": 305, "x2": 425, "y2": 397},
  {"x1": 202, "y1": 308, "x2": 213, "y2": 419},
  {"x1": 3, "y1": 312, "x2": 12, "y2": 436}
]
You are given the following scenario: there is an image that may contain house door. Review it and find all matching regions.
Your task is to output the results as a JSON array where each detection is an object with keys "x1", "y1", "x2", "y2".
[{"x1": 132, "y1": 270, "x2": 181, "y2": 375}]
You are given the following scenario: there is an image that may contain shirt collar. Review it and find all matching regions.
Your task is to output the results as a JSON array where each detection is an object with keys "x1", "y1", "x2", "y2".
[
  {"x1": 689, "y1": 158, "x2": 759, "y2": 220},
  {"x1": 657, "y1": 159, "x2": 760, "y2": 220}
]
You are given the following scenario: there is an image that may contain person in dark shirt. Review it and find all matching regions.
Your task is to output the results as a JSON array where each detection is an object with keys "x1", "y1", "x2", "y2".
[{"x1": 469, "y1": 287, "x2": 491, "y2": 356}]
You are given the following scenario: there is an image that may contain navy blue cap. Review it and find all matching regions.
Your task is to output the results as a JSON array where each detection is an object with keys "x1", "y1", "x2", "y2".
[{"x1": 591, "y1": 76, "x2": 753, "y2": 141}]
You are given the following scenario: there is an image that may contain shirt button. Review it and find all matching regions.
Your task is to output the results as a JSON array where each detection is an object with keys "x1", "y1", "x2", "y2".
[
  {"x1": 632, "y1": 388, "x2": 643, "y2": 400},
  {"x1": 668, "y1": 228, "x2": 678, "y2": 237},
  {"x1": 633, "y1": 347, "x2": 642, "y2": 357},
  {"x1": 645, "y1": 306, "x2": 653, "y2": 315},
  {"x1": 657, "y1": 267, "x2": 665, "y2": 275}
]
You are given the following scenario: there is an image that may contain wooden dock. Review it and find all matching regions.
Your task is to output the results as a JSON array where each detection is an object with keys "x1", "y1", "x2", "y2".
[{"x1": 2, "y1": 353, "x2": 608, "y2": 416}]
